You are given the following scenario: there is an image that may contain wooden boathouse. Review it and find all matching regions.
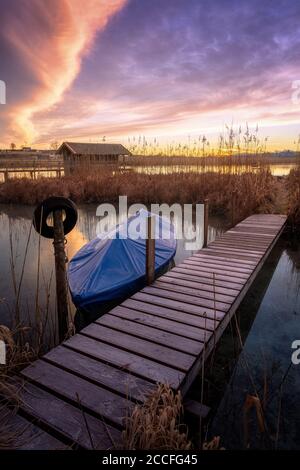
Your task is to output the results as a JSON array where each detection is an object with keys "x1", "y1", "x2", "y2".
[{"x1": 57, "y1": 142, "x2": 132, "y2": 164}]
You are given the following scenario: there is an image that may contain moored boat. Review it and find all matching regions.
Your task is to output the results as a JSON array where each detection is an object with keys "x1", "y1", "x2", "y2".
[{"x1": 68, "y1": 209, "x2": 177, "y2": 325}]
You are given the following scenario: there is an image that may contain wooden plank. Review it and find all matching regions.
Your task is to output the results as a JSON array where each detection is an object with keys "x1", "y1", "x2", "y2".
[
  {"x1": 133, "y1": 291, "x2": 225, "y2": 321},
  {"x1": 143, "y1": 284, "x2": 230, "y2": 312},
  {"x1": 21, "y1": 360, "x2": 134, "y2": 428},
  {"x1": 215, "y1": 238, "x2": 270, "y2": 249},
  {"x1": 179, "y1": 261, "x2": 249, "y2": 280},
  {"x1": 221, "y1": 229, "x2": 274, "y2": 237},
  {"x1": 155, "y1": 278, "x2": 235, "y2": 303},
  {"x1": 202, "y1": 247, "x2": 260, "y2": 261},
  {"x1": 123, "y1": 298, "x2": 218, "y2": 332},
  {"x1": 238, "y1": 224, "x2": 283, "y2": 230},
  {"x1": 222, "y1": 227, "x2": 273, "y2": 237},
  {"x1": 82, "y1": 323, "x2": 195, "y2": 372},
  {"x1": 2, "y1": 411, "x2": 68, "y2": 450},
  {"x1": 64, "y1": 333, "x2": 185, "y2": 388},
  {"x1": 191, "y1": 252, "x2": 257, "y2": 267},
  {"x1": 236, "y1": 222, "x2": 281, "y2": 230},
  {"x1": 203, "y1": 246, "x2": 263, "y2": 258},
  {"x1": 206, "y1": 245, "x2": 262, "y2": 256},
  {"x1": 218, "y1": 232, "x2": 273, "y2": 242},
  {"x1": 44, "y1": 345, "x2": 154, "y2": 401},
  {"x1": 160, "y1": 271, "x2": 239, "y2": 296},
  {"x1": 211, "y1": 240, "x2": 266, "y2": 251},
  {"x1": 241, "y1": 220, "x2": 284, "y2": 225},
  {"x1": 229, "y1": 225, "x2": 278, "y2": 233},
  {"x1": 19, "y1": 382, "x2": 121, "y2": 449},
  {"x1": 184, "y1": 258, "x2": 253, "y2": 274},
  {"x1": 184, "y1": 400, "x2": 210, "y2": 420},
  {"x1": 109, "y1": 305, "x2": 209, "y2": 342},
  {"x1": 96, "y1": 313, "x2": 203, "y2": 356},
  {"x1": 173, "y1": 266, "x2": 244, "y2": 290},
  {"x1": 228, "y1": 229, "x2": 275, "y2": 237}
]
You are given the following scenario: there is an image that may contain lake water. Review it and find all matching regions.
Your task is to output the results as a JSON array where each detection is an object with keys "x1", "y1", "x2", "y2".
[
  {"x1": 201, "y1": 236, "x2": 300, "y2": 449},
  {"x1": 0, "y1": 202, "x2": 299, "y2": 449},
  {"x1": 0, "y1": 203, "x2": 225, "y2": 332}
]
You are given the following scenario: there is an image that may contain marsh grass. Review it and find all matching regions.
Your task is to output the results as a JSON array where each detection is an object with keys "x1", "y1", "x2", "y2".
[
  {"x1": 122, "y1": 384, "x2": 191, "y2": 450},
  {"x1": 202, "y1": 313, "x2": 293, "y2": 450},
  {"x1": 122, "y1": 383, "x2": 224, "y2": 450},
  {"x1": 0, "y1": 167, "x2": 278, "y2": 225},
  {"x1": 287, "y1": 167, "x2": 300, "y2": 230}
]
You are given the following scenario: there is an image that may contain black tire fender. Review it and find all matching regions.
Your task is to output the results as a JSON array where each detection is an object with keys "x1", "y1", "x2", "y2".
[{"x1": 33, "y1": 196, "x2": 78, "y2": 239}]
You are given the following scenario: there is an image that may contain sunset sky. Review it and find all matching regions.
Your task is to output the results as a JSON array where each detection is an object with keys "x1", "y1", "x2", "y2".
[{"x1": 0, "y1": 0, "x2": 300, "y2": 151}]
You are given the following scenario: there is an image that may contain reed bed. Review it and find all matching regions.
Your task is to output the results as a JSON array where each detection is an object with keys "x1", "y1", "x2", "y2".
[
  {"x1": 286, "y1": 168, "x2": 300, "y2": 230},
  {"x1": 0, "y1": 167, "x2": 278, "y2": 222},
  {"x1": 122, "y1": 383, "x2": 224, "y2": 450},
  {"x1": 0, "y1": 324, "x2": 36, "y2": 449},
  {"x1": 122, "y1": 384, "x2": 191, "y2": 450}
]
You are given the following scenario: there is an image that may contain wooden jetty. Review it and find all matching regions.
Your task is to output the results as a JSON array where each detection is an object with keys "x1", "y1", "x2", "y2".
[
  {"x1": 0, "y1": 167, "x2": 63, "y2": 182},
  {"x1": 10, "y1": 214, "x2": 286, "y2": 449}
]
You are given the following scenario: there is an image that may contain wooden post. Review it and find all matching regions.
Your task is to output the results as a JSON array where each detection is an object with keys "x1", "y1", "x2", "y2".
[
  {"x1": 203, "y1": 199, "x2": 209, "y2": 248},
  {"x1": 146, "y1": 215, "x2": 156, "y2": 285},
  {"x1": 53, "y1": 209, "x2": 69, "y2": 342}
]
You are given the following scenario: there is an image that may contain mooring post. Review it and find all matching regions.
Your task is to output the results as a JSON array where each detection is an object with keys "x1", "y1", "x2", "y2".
[
  {"x1": 203, "y1": 199, "x2": 209, "y2": 248},
  {"x1": 53, "y1": 209, "x2": 69, "y2": 342},
  {"x1": 146, "y1": 215, "x2": 156, "y2": 285}
]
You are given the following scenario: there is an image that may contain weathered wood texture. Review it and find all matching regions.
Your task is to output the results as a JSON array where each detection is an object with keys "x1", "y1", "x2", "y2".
[{"x1": 12, "y1": 214, "x2": 286, "y2": 449}]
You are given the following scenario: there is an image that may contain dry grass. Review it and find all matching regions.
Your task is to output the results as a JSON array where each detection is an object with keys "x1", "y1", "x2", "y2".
[
  {"x1": 287, "y1": 168, "x2": 300, "y2": 230},
  {"x1": 122, "y1": 384, "x2": 191, "y2": 450},
  {"x1": 0, "y1": 325, "x2": 35, "y2": 449},
  {"x1": 0, "y1": 167, "x2": 278, "y2": 222},
  {"x1": 122, "y1": 383, "x2": 224, "y2": 450}
]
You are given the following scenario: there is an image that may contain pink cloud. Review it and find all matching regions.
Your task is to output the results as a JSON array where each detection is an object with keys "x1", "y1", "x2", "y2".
[{"x1": 2, "y1": 0, "x2": 127, "y2": 144}]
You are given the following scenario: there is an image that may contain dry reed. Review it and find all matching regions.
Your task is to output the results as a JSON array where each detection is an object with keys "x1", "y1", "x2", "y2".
[
  {"x1": 122, "y1": 383, "x2": 191, "y2": 450},
  {"x1": 0, "y1": 167, "x2": 278, "y2": 223},
  {"x1": 287, "y1": 168, "x2": 300, "y2": 230}
]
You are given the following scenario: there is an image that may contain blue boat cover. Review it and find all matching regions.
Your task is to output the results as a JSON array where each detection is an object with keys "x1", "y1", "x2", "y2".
[{"x1": 68, "y1": 209, "x2": 177, "y2": 309}]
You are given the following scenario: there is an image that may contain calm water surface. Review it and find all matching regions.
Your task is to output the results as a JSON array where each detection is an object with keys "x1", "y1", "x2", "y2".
[
  {"x1": 0, "y1": 203, "x2": 224, "y2": 329},
  {"x1": 205, "y1": 237, "x2": 300, "y2": 449}
]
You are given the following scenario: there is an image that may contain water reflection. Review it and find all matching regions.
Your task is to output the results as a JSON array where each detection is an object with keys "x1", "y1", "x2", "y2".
[
  {"x1": 206, "y1": 237, "x2": 300, "y2": 449},
  {"x1": 133, "y1": 163, "x2": 297, "y2": 177},
  {"x1": 0, "y1": 203, "x2": 224, "y2": 330}
]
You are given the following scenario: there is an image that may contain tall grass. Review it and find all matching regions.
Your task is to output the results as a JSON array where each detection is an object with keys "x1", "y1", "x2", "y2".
[
  {"x1": 287, "y1": 167, "x2": 300, "y2": 230},
  {"x1": 0, "y1": 167, "x2": 278, "y2": 222},
  {"x1": 122, "y1": 384, "x2": 191, "y2": 450},
  {"x1": 122, "y1": 383, "x2": 223, "y2": 450},
  {"x1": 126, "y1": 124, "x2": 268, "y2": 157}
]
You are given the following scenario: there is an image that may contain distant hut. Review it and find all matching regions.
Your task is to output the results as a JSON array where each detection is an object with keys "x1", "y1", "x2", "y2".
[{"x1": 57, "y1": 142, "x2": 132, "y2": 164}]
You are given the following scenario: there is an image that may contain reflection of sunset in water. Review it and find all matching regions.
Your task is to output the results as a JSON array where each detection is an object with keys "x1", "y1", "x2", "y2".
[
  {"x1": 0, "y1": 203, "x2": 224, "y2": 330},
  {"x1": 133, "y1": 163, "x2": 297, "y2": 177},
  {"x1": 65, "y1": 225, "x2": 89, "y2": 261}
]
